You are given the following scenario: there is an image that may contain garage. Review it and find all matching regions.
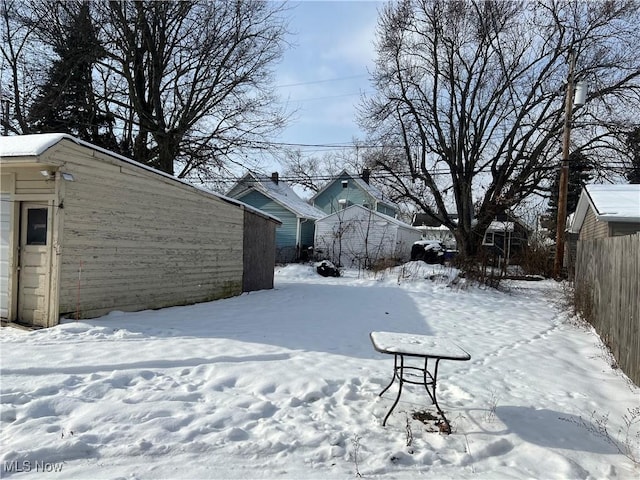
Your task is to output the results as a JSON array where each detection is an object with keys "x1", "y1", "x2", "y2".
[{"x1": 0, "y1": 133, "x2": 279, "y2": 327}]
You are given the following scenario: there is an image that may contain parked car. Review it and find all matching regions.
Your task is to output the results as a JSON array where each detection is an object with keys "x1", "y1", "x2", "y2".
[{"x1": 411, "y1": 240, "x2": 445, "y2": 264}]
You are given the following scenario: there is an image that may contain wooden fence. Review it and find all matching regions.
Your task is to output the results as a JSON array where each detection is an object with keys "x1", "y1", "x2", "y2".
[{"x1": 574, "y1": 233, "x2": 640, "y2": 386}]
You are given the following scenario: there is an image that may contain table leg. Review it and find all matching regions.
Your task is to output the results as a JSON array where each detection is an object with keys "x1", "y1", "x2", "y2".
[
  {"x1": 379, "y1": 353, "x2": 398, "y2": 397},
  {"x1": 382, "y1": 354, "x2": 404, "y2": 427},
  {"x1": 431, "y1": 359, "x2": 442, "y2": 413},
  {"x1": 421, "y1": 357, "x2": 436, "y2": 404},
  {"x1": 429, "y1": 359, "x2": 451, "y2": 433}
]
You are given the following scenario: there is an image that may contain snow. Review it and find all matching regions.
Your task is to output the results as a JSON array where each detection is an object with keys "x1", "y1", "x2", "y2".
[
  {"x1": 1, "y1": 263, "x2": 638, "y2": 479},
  {"x1": 0, "y1": 133, "x2": 76, "y2": 157},
  {"x1": 370, "y1": 331, "x2": 470, "y2": 359},
  {"x1": 486, "y1": 221, "x2": 515, "y2": 232},
  {"x1": 585, "y1": 184, "x2": 640, "y2": 220},
  {"x1": 570, "y1": 184, "x2": 640, "y2": 233},
  {"x1": 0, "y1": 134, "x2": 280, "y2": 225}
]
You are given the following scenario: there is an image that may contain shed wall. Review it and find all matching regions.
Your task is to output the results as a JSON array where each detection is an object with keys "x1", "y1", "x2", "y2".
[
  {"x1": 242, "y1": 211, "x2": 276, "y2": 292},
  {"x1": 52, "y1": 142, "x2": 244, "y2": 319},
  {"x1": 315, "y1": 207, "x2": 402, "y2": 268},
  {"x1": 395, "y1": 227, "x2": 423, "y2": 261},
  {"x1": 579, "y1": 206, "x2": 609, "y2": 240}
]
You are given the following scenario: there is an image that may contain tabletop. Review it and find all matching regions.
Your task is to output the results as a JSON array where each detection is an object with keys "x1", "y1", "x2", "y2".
[{"x1": 370, "y1": 331, "x2": 471, "y2": 361}]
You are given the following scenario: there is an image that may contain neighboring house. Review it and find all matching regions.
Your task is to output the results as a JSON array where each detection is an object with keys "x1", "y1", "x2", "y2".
[
  {"x1": 310, "y1": 169, "x2": 397, "y2": 218},
  {"x1": 0, "y1": 134, "x2": 280, "y2": 328},
  {"x1": 481, "y1": 212, "x2": 530, "y2": 261},
  {"x1": 565, "y1": 184, "x2": 640, "y2": 275},
  {"x1": 568, "y1": 184, "x2": 640, "y2": 240},
  {"x1": 411, "y1": 210, "x2": 530, "y2": 261},
  {"x1": 411, "y1": 212, "x2": 457, "y2": 249},
  {"x1": 227, "y1": 171, "x2": 325, "y2": 263},
  {"x1": 314, "y1": 204, "x2": 422, "y2": 268}
]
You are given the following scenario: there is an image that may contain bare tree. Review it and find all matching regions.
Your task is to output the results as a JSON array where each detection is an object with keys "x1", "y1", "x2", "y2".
[
  {"x1": 2, "y1": 0, "x2": 290, "y2": 178},
  {"x1": 0, "y1": 0, "x2": 45, "y2": 134},
  {"x1": 280, "y1": 147, "x2": 364, "y2": 193},
  {"x1": 95, "y1": 0, "x2": 290, "y2": 177},
  {"x1": 626, "y1": 126, "x2": 640, "y2": 183},
  {"x1": 359, "y1": 0, "x2": 640, "y2": 257}
]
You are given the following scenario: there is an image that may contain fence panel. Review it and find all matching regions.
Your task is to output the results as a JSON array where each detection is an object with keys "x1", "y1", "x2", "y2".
[{"x1": 575, "y1": 233, "x2": 640, "y2": 386}]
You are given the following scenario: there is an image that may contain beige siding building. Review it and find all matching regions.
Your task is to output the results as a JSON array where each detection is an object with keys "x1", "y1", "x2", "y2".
[
  {"x1": 0, "y1": 134, "x2": 279, "y2": 328},
  {"x1": 568, "y1": 184, "x2": 640, "y2": 240}
]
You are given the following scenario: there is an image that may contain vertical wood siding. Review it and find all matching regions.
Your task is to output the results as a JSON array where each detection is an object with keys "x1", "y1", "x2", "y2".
[
  {"x1": 575, "y1": 233, "x2": 640, "y2": 386},
  {"x1": 51, "y1": 143, "x2": 244, "y2": 319},
  {"x1": 242, "y1": 211, "x2": 276, "y2": 292}
]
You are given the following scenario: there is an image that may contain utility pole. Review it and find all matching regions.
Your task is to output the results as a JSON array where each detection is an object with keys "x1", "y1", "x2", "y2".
[
  {"x1": 553, "y1": 47, "x2": 577, "y2": 279},
  {"x1": 553, "y1": 47, "x2": 587, "y2": 278}
]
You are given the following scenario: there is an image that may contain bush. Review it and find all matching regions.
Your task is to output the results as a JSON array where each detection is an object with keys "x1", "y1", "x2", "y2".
[
  {"x1": 452, "y1": 251, "x2": 503, "y2": 289},
  {"x1": 517, "y1": 243, "x2": 554, "y2": 277}
]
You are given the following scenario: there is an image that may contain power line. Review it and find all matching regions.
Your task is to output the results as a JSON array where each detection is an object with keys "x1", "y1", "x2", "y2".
[{"x1": 275, "y1": 74, "x2": 368, "y2": 88}]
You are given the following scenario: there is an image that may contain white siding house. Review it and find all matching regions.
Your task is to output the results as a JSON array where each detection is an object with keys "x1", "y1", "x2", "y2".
[
  {"x1": 314, "y1": 204, "x2": 422, "y2": 268},
  {"x1": 0, "y1": 134, "x2": 279, "y2": 328}
]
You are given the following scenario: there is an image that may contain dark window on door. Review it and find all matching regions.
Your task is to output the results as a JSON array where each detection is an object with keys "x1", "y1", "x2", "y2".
[{"x1": 26, "y1": 208, "x2": 48, "y2": 245}]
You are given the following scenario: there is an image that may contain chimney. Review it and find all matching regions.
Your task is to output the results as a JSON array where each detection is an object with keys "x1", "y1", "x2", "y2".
[
  {"x1": 361, "y1": 168, "x2": 370, "y2": 184},
  {"x1": 271, "y1": 172, "x2": 279, "y2": 185}
]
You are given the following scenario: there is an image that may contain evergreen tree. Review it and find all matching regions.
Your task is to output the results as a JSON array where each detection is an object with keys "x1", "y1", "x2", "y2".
[
  {"x1": 27, "y1": 2, "x2": 114, "y2": 145},
  {"x1": 546, "y1": 152, "x2": 594, "y2": 237},
  {"x1": 626, "y1": 127, "x2": 640, "y2": 184}
]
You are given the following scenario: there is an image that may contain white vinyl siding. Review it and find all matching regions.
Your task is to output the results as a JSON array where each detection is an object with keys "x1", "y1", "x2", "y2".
[
  {"x1": 315, "y1": 205, "x2": 421, "y2": 268},
  {"x1": 49, "y1": 143, "x2": 244, "y2": 319}
]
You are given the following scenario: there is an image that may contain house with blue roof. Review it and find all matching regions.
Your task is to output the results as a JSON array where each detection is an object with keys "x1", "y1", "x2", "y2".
[
  {"x1": 310, "y1": 169, "x2": 397, "y2": 218},
  {"x1": 227, "y1": 172, "x2": 326, "y2": 263}
]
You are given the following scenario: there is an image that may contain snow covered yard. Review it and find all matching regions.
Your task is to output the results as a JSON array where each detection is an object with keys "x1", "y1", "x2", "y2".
[{"x1": 1, "y1": 263, "x2": 638, "y2": 479}]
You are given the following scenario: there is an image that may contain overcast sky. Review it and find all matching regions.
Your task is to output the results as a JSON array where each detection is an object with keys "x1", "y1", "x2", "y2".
[{"x1": 272, "y1": 1, "x2": 383, "y2": 163}]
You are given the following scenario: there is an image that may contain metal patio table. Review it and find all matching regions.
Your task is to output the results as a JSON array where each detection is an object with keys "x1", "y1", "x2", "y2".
[{"x1": 370, "y1": 331, "x2": 471, "y2": 427}]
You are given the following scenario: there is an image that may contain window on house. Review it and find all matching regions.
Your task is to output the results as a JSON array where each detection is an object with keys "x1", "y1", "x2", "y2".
[
  {"x1": 483, "y1": 231, "x2": 494, "y2": 246},
  {"x1": 26, "y1": 208, "x2": 48, "y2": 245}
]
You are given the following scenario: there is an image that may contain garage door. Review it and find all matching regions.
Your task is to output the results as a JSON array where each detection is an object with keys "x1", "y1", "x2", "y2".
[{"x1": 0, "y1": 193, "x2": 10, "y2": 318}]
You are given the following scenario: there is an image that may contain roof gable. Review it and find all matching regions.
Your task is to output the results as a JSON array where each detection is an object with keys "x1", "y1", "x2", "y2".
[
  {"x1": 310, "y1": 169, "x2": 397, "y2": 210},
  {"x1": 228, "y1": 172, "x2": 325, "y2": 220}
]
